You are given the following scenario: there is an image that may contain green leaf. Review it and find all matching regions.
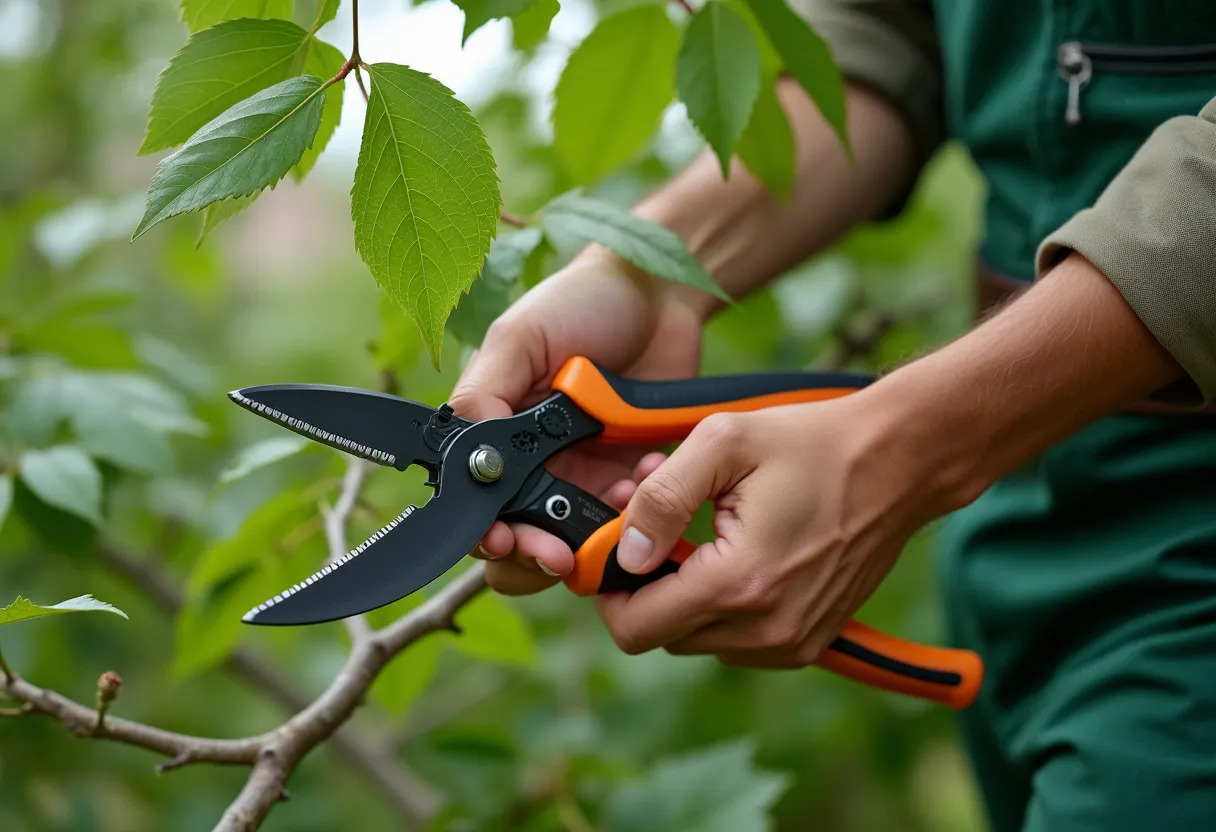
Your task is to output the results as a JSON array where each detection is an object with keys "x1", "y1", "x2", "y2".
[
  {"x1": 352, "y1": 64, "x2": 500, "y2": 368},
  {"x1": 186, "y1": 492, "x2": 316, "y2": 595},
  {"x1": 293, "y1": 38, "x2": 345, "y2": 180},
  {"x1": 371, "y1": 635, "x2": 441, "y2": 715},
  {"x1": 75, "y1": 402, "x2": 175, "y2": 474},
  {"x1": 736, "y1": 73, "x2": 794, "y2": 202},
  {"x1": 0, "y1": 595, "x2": 128, "y2": 626},
  {"x1": 19, "y1": 447, "x2": 102, "y2": 525},
  {"x1": 540, "y1": 193, "x2": 728, "y2": 302},
  {"x1": 741, "y1": 0, "x2": 848, "y2": 153},
  {"x1": 219, "y1": 436, "x2": 309, "y2": 484},
  {"x1": 196, "y1": 194, "x2": 259, "y2": 245},
  {"x1": 454, "y1": 0, "x2": 536, "y2": 43},
  {"x1": 676, "y1": 2, "x2": 761, "y2": 176},
  {"x1": 552, "y1": 4, "x2": 679, "y2": 184},
  {"x1": 133, "y1": 75, "x2": 326, "y2": 240},
  {"x1": 603, "y1": 740, "x2": 791, "y2": 832},
  {"x1": 447, "y1": 226, "x2": 540, "y2": 345},
  {"x1": 0, "y1": 475, "x2": 12, "y2": 532},
  {"x1": 141, "y1": 19, "x2": 311, "y2": 155},
  {"x1": 310, "y1": 0, "x2": 339, "y2": 30},
  {"x1": 510, "y1": 0, "x2": 558, "y2": 52},
  {"x1": 180, "y1": 0, "x2": 294, "y2": 34},
  {"x1": 448, "y1": 593, "x2": 537, "y2": 667}
]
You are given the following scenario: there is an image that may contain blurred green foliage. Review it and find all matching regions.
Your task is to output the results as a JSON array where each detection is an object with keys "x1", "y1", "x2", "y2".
[{"x1": 1, "y1": 0, "x2": 987, "y2": 829}]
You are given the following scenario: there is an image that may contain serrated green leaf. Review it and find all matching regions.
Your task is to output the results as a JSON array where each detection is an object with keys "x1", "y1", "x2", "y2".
[
  {"x1": 511, "y1": 0, "x2": 558, "y2": 52},
  {"x1": 552, "y1": 4, "x2": 679, "y2": 184},
  {"x1": 352, "y1": 64, "x2": 500, "y2": 368},
  {"x1": 741, "y1": 0, "x2": 848, "y2": 154},
  {"x1": 180, "y1": 0, "x2": 294, "y2": 33},
  {"x1": 454, "y1": 0, "x2": 536, "y2": 43},
  {"x1": 0, "y1": 594, "x2": 128, "y2": 626},
  {"x1": 141, "y1": 19, "x2": 311, "y2": 154},
  {"x1": 371, "y1": 635, "x2": 441, "y2": 715},
  {"x1": 19, "y1": 446, "x2": 102, "y2": 525},
  {"x1": 448, "y1": 593, "x2": 537, "y2": 667},
  {"x1": 677, "y1": 2, "x2": 761, "y2": 176},
  {"x1": 310, "y1": 0, "x2": 339, "y2": 30},
  {"x1": 293, "y1": 37, "x2": 345, "y2": 180},
  {"x1": 540, "y1": 193, "x2": 728, "y2": 301},
  {"x1": 134, "y1": 75, "x2": 326, "y2": 239},
  {"x1": 219, "y1": 436, "x2": 309, "y2": 484},
  {"x1": 196, "y1": 193, "x2": 259, "y2": 245},
  {"x1": 603, "y1": 740, "x2": 791, "y2": 832},
  {"x1": 0, "y1": 476, "x2": 12, "y2": 532},
  {"x1": 736, "y1": 73, "x2": 794, "y2": 202}
]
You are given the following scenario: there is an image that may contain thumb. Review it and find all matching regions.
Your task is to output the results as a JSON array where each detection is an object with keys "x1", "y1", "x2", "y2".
[
  {"x1": 447, "y1": 318, "x2": 546, "y2": 422},
  {"x1": 617, "y1": 415, "x2": 744, "y2": 574}
]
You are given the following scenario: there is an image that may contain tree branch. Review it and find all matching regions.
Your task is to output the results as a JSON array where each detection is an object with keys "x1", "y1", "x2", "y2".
[
  {"x1": 2, "y1": 673, "x2": 264, "y2": 766},
  {"x1": 92, "y1": 541, "x2": 440, "y2": 824}
]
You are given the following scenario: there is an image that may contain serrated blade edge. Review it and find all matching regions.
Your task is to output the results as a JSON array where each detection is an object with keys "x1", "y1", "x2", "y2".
[
  {"x1": 242, "y1": 505, "x2": 417, "y2": 622},
  {"x1": 229, "y1": 389, "x2": 398, "y2": 466}
]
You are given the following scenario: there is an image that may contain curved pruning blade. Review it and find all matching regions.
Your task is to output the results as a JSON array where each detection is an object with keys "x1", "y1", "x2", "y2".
[
  {"x1": 241, "y1": 493, "x2": 489, "y2": 625},
  {"x1": 229, "y1": 383, "x2": 452, "y2": 471}
]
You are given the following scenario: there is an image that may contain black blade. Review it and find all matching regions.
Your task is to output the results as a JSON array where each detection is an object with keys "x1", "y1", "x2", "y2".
[
  {"x1": 229, "y1": 384, "x2": 449, "y2": 471},
  {"x1": 242, "y1": 492, "x2": 488, "y2": 625}
]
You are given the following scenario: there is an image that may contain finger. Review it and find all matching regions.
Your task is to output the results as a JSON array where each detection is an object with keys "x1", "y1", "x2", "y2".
[
  {"x1": 594, "y1": 544, "x2": 723, "y2": 653},
  {"x1": 714, "y1": 650, "x2": 804, "y2": 669},
  {"x1": 447, "y1": 319, "x2": 545, "y2": 421},
  {"x1": 509, "y1": 523, "x2": 575, "y2": 577},
  {"x1": 485, "y1": 558, "x2": 561, "y2": 596},
  {"x1": 470, "y1": 521, "x2": 514, "y2": 560},
  {"x1": 616, "y1": 415, "x2": 747, "y2": 574},
  {"x1": 603, "y1": 479, "x2": 637, "y2": 511},
  {"x1": 632, "y1": 452, "x2": 667, "y2": 482}
]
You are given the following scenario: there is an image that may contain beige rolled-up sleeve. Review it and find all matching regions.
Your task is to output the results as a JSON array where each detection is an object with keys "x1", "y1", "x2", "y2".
[
  {"x1": 788, "y1": 0, "x2": 945, "y2": 168},
  {"x1": 1037, "y1": 97, "x2": 1216, "y2": 405}
]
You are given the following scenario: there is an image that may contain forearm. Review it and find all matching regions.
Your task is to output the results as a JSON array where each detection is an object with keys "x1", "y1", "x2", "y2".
[
  {"x1": 862, "y1": 252, "x2": 1185, "y2": 515},
  {"x1": 575, "y1": 81, "x2": 918, "y2": 320}
]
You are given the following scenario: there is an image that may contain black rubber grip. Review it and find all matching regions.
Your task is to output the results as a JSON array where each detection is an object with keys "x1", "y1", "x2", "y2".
[{"x1": 595, "y1": 364, "x2": 873, "y2": 409}]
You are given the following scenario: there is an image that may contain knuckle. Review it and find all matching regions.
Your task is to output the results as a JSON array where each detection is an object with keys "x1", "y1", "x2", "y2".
[
  {"x1": 609, "y1": 626, "x2": 646, "y2": 656},
  {"x1": 696, "y1": 412, "x2": 747, "y2": 451},
  {"x1": 724, "y1": 575, "x2": 777, "y2": 613},
  {"x1": 756, "y1": 617, "x2": 803, "y2": 650},
  {"x1": 636, "y1": 468, "x2": 691, "y2": 518},
  {"x1": 482, "y1": 314, "x2": 524, "y2": 347}
]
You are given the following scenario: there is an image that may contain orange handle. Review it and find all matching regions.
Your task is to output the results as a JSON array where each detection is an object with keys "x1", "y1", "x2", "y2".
[
  {"x1": 552, "y1": 357, "x2": 870, "y2": 444},
  {"x1": 565, "y1": 516, "x2": 983, "y2": 710}
]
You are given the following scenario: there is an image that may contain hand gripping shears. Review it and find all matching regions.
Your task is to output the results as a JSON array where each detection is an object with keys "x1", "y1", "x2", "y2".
[{"x1": 229, "y1": 357, "x2": 983, "y2": 709}]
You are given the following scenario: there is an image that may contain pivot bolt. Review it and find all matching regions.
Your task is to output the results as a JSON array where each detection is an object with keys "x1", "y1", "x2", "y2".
[
  {"x1": 468, "y1": 446, "x2": 504, "y2": 482},
  {"x1": 545, "y1": 495, "x2": 571, "y2": 521}
]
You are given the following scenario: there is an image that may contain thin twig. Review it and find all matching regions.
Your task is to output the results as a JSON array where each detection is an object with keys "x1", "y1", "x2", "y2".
[
  {"x1": 673, "y1": 0, "x2": 695, "y2": 14},
  {"x1": 350, "y1": 0, "x2": 369, "y2": 102},
  {"x1": 322, "y1": 458, "x2": 372, "y2": 643},
  {"x1": 499, "y1": 210, "x2": 529, "y2": 229},
  {"x1": 2, "y1": 673, "x2": 264, "y2": 766},
  {"x1": 0, "y1": 645, "x2": 13, "y2": 684}
]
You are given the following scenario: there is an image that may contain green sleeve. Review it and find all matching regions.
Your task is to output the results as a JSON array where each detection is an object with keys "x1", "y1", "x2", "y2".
[
  {"x1": 1036, "y1": 97, "x2": 1216, "y2": 406},
  {"x1": 787, "y1": 0, "x2": 944, "y2": 168}
]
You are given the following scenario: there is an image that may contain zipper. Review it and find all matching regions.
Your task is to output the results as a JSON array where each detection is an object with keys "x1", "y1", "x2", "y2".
[{"x1": 1056, "y1": 41, "x2": 1216, "y2": 125}]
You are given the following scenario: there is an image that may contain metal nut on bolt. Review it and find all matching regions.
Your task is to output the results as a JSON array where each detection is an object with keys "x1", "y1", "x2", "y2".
[{"x1": 468, "y1": 446, "x2": 504, "y2": 482}]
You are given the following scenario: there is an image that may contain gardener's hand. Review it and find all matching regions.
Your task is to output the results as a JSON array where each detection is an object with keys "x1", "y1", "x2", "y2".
[
  {"x1": 448, "y1": 247, "x2": 705, "y2": 595},
  {"x1": 594, "y1": 394, "x2": 951, "y2": 667}
]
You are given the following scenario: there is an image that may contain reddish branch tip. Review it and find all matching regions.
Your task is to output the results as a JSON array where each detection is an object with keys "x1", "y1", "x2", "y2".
[{"x1": 98, "y1": 671, "x2": 122, "y2": 703}]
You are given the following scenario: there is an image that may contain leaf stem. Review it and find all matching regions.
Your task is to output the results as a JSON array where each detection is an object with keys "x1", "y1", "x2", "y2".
[
  {"x1": 354, "y1": 67, "x2": 370, "y2": 102},
  {"x1": 673, "y1": 0, "x2": 695, "y2": 14},
  {"x1": 0, "y1": 644, "x2": 12, "y2": 685},
  {"x1": 499, "y1": 210, "x2": 529, "y2": 228}
]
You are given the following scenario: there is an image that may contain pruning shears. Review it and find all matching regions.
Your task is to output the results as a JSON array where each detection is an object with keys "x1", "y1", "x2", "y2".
[{"x1": 230, "y1": 357, "x2": 983, "y2": 709}]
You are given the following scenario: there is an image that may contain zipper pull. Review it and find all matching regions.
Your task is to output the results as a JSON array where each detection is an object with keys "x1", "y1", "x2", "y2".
[{"x1": 1057, "y1": 41, "x2": 1092, "y2": 126}]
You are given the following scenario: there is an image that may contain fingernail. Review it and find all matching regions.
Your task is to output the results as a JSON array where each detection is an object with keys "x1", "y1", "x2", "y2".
[
  {"x1": 536, "y1": 559, "x2": 561, "y2": 577},
  {"x1": 617, "y1": 527, "x2": 653, "y2": 573},
  {"x1": 478, "y1": 544, "x2": 502, "y2": 560}
]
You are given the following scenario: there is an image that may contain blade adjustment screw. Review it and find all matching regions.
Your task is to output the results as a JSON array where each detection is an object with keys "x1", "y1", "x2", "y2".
[{"x1": 469, "y1": 445, "x2": 505, "y2": 482}]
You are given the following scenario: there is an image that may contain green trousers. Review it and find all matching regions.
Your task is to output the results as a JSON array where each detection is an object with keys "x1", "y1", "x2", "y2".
[{"x1": 937, "y1": 412, "x2": 1216, "y2": 832}]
